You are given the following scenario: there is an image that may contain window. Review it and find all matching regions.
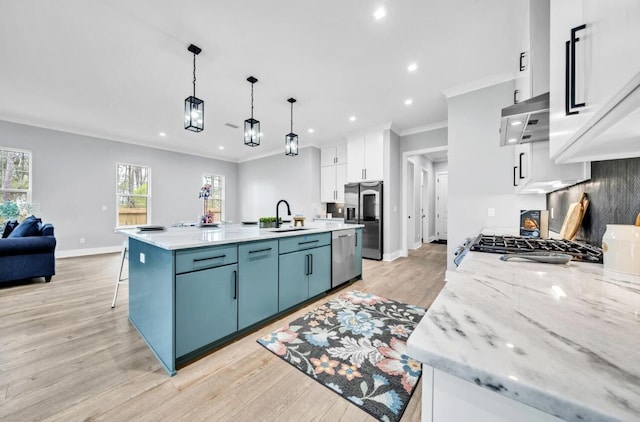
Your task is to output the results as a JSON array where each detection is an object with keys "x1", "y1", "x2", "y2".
[
  {"x1": 202, "y1": 174, "x2": 224, "y2": 222},
  {"x1": 0, "y1": 147, "x2": 31, "y2": 203},
  {"x1": 116, "y1": 163, "x2": 150, "y2": 227}
]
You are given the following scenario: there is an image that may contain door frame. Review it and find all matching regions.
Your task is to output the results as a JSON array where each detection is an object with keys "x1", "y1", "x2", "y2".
[
  {"x1": 420, "y1": 167, "x2": 429, "y2": 244},
  {"x1": 401, "y1": 145, "x2": 448, "y2": 258}
]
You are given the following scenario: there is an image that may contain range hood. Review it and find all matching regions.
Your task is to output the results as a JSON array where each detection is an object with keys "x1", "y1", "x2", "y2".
[{"x1": 499, "y1": 92, "x2": 549, "y2": 146}]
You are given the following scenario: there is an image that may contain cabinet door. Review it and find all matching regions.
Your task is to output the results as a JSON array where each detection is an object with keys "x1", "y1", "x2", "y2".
[
  {"x1": 321, "y1": 146, "x2": 337, "y2": 167},
  {"x1": 355, "y1": 228, "x2": 363, "y2": 277},
  {"x1": 335, "y1": 164, "x2": 347, "y2": 203},
  {"x1": 279, "y1": 250, "x2": 309, "y2": 311},
  {"x1": 514, "y1": 143, "x2": 531, "y2": 189},
  {"x1": 549, "y1": 0, "x2": 590, "y2": 158},
  {"x1": 175, "y1": 264, "x2": 238, "y2": 357},
  {"x1": 321, "y1": 166, "x2": 337, "y2": 202},
  {"x1": 335, "y1": 143, "x2": 347, "y2": 165},
  {"x1": 347, "y1": 135, "x2": 365, "y2": 182},
  {"x1": 238, "y1": 240, "x2": 278, "y2": 330},
  {"x1": 364, "y1": 132, "x2": 384, "y2": 181},
  {"x1": 308, "y1": 245, "x2": 331, "y2": 298}
]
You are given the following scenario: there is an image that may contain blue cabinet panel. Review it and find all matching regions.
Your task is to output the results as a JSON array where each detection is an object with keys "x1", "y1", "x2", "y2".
[
  {"x1": 176, "y1": 244, "x2": 237, "y2": 274},
  {"x1": 355, "y1": 228, "x2": 363, "y2": 277},
  {"x1": 279, "y1": 232, "x2": 331, "y2": 254},
  {"x1": 175, "y1": 264, "x2": 238, "y2": 357},
  {"x1": 308, "y1": 245, "x2": 331, "y2": 298},
  {"x1": 238, "y1": 239, "x2": 279, "y2": 330},
  {"x1": 128, "y1": 238, "x2": 176, "y2": 375},
  {"x1": 279, "y1": 250, "x2": 309, "y2": 311}
]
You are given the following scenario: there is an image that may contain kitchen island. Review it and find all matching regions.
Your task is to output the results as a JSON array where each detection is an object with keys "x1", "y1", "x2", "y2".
[
  {"x1": 120, "y1": 222, "x2": 362, "y2": 375},
  {"x1": 407, "y1": 249, "x2": 640, "y2": 422}
]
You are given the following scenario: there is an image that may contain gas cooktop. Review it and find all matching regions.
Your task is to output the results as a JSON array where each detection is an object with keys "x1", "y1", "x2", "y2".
[{"x1": 469, "y1": 234, "x2": 603, "y2": 263}]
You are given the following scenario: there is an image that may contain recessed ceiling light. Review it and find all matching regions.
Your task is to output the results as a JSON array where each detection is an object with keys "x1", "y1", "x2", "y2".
[
  {"x1": 218, "y1": 146, "x2": 224, "y2": 150},
  {"x1": 308, "y1": 128, "x2": 314, "y2": 133},
  {"x1": 507, "y1": 138, "x2": 517, "y2": 143},
  {"x1": 159, "y1": 132, "x2": 166, "y2": 137},
  {"x1": 510, "y1": 120, "x2": 523, "y2": 126},
  {"x1": 349, "y1": 116, "x2": 356, "y2": 122},
  {"x1": 404, "y1": 98, "x2": 413, "y2": 105},
  {"x1": 373, "y1": 7, "x2": 386, "y2": 20},
  {"x1": 407, "y1": 63, "x2": 418, "y2": 72}
]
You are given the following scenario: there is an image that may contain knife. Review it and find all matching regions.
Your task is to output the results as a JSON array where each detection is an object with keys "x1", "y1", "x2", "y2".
[{"x1": 500, "y1": 252, "x2": 573, "y2": 264}]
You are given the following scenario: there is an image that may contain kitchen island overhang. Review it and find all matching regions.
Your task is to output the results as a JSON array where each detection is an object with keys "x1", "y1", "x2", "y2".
[{"x1": 120, "y1": 223, "x2": 364, "y2": 375}]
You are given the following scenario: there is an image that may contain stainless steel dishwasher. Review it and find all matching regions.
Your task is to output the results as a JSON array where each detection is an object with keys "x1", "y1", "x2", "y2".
[{"x1": 332, "y1": 228, "x2": 357, "y2": 288}]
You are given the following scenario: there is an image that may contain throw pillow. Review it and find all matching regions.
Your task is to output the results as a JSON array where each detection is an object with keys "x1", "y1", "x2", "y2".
[
  {"x1": 2, "y1": 220, "x2": 19, "y2": 238},
  {"x1": 7, "y1": 216, "x2": 42, "y2": 238}
]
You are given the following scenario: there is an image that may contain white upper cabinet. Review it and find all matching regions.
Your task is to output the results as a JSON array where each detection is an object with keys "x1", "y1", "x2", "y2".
[
  {"x1": 320, "y1": 143, "x2": 348, "y2": 203},
  {"x1": 320, "y1": 164, "x2": 346, "y2": 203},
  {"x1": 515, "y1": 0, "x2": 550, "y2": 103},
  {"x1": 321, "y1": 144, "x2": 347, "y2": 167},
  {"x1": 513, "y1": 141, "x2": 590, "y2": 194},
  {"x1": 347, "y1": 131, "x2": 384, "y2": 182},
  {"x1": 550, "y1": 0, "x2": 640, "y2": 162}
]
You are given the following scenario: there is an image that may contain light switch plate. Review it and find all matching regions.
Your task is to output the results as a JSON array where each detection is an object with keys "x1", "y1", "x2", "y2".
[
  {"x1": 488, "y1": 208, "x2": 495, "y2": 217},
  {"x1": 140, "y1": 253, "x2": 145, "y2": 264}
]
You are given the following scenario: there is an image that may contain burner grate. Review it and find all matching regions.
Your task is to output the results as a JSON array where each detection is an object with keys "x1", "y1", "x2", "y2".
[{"x1": 470, "y1": 235, "x2": 602, "y2": 263}]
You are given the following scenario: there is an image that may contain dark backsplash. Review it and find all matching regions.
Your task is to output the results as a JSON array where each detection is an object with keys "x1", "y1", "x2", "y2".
[
  {"x1": 547, "y1": 157, "x2": 640, "y2": 247},
  {"x1": 326, "y1": 203, "x2": 345, "y2": 218}
]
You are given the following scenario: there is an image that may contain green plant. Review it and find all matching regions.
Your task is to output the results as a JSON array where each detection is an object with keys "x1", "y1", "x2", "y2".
[
  {"x1": 259, "y1": 217, "x2": 277, "y2": 223},
  {"x1": 0, "y1": 201, "x2": 19, "y2": 220}
]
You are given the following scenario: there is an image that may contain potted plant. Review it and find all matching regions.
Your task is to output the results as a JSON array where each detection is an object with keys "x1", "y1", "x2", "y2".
[{"x1": 259, "y1": 217, "x2": 280, "y2": 228}]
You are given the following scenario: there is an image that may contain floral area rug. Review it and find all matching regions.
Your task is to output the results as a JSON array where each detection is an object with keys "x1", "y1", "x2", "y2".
[{"x1": 257, "y1": 291, "x2": 426, "y2": 422}]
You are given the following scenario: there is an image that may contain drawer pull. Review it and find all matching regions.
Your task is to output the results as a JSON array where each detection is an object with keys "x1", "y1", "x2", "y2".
[
  {"x1": 249, "y1": 247, "x2": 272, "y2": 254},
  {"x1": 338, "y1": 234, "x2": 352, "y2": 238},
  {"x1": 193, "y1": 254, "x2": 226, "y2": 262},
  {"x1": 298, "y1": 240, "x2": 319, "y2": 246}
]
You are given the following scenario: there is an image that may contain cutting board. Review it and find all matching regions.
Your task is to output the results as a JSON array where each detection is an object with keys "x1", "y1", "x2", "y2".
[{"x1": 559, "y1": 193, "x2": 588, "y2": 240}]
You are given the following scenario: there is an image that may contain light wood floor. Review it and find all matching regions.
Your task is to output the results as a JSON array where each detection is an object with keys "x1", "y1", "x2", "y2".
[{"x1": 0, "y1": 243, "x2": 446, "y2": 422}]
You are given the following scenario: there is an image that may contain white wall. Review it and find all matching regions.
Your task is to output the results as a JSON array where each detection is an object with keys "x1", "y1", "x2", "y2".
[
  {"x1": 433, "y1": 161, "x2": 448, "y2": 174},
  {"x1": 237, "y1": 147, "x2": 321, "y2": 222},
  {"x1": 447, "y1": 81, "x2": 545, "y2": 269},
  {"x1": 401, "y1": 127, "x2": 448, "y2": 153},
  {"x1": 0, "y1": 120, "x2": 238, "y2": 255}
]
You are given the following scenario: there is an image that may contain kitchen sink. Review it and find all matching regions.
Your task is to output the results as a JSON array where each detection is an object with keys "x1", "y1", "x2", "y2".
[{"x1": 268, "y1": 227, "x2": 310, "y2": 233}]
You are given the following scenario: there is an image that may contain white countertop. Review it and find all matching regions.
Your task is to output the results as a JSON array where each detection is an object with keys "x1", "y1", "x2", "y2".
[
  {"x1": 407, "y1": 250, "x2": 640, "y2": 422},
  {"x1": 119, "y1": 222, "x2": 362, "y2": 250}
]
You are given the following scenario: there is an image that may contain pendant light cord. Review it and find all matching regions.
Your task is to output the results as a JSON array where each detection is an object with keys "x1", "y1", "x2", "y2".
[
  {"x1": 290, "y1": 101, "x2": 293, "y2": 133},
  {"x1": 250, "y1": 83, "x2": 254, "y2": 119},
  {"x1": 192, "y1": 54, "x2": 197, "y2": 97}
]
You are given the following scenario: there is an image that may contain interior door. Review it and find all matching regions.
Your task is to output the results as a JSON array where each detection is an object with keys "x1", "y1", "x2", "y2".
[
  {"x1": 421, "y1": 170, "x2": 429, "y2": 243},
  {"x1": 436, "y1": 173, "x2": 448, "y2": 240}
]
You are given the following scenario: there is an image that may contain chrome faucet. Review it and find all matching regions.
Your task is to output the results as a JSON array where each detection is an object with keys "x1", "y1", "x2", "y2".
[{"x1": 275, "y1": 199, "x2": 291, "y2": 228}]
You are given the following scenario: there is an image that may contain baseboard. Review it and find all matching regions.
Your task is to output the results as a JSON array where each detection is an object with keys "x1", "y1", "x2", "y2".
[
  {"x1": 410, "y1": 242, "x2": 422, "y2": 250},
  {"x1": 426, "y1": 236, "x2": 437, "y2": 243},
  {"x1": 57, "y1": 245, "x2": 121, "y2": 258},
  {"x1": 445, "y1": 270, "x2": 457, "y2": 282},
  {"x1": 383, "y1": 250, "x2": 403, "y2": 261}
]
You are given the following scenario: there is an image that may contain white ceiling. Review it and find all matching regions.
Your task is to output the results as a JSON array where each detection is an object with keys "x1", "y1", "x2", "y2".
[{"x1": 0, "y1": 0, "x2": 526, "y2": 163}]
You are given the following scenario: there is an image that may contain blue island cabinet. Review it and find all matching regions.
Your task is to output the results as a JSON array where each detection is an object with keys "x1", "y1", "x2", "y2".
[
  {"x1": 238, "y1": 239, "x2": 279, "y2": 330},
  {"x1": 278, "y1": 233, "x2": 331, "y2": 311},
  {"x1": 175, "y1": 244, "x2": 238, "y2": 359}
]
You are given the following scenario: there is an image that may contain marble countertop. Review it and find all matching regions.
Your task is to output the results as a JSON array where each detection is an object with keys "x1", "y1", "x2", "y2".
[
  {"x1": 119, "y1": 222, "x2": 362, "y2": 250},
  {"x1": 407, "y1": 250, "x2": 640, "y2": 422}
]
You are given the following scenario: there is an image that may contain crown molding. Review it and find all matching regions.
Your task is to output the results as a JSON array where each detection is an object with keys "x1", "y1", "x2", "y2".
[{"x1": 400, "y1": 121, "x2": 448, "y2": 136}]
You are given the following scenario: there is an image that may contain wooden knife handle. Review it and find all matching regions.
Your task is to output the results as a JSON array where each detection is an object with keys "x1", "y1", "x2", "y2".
[{"x1": 636, "y1": 212, "x2": 640, "y2": 227}]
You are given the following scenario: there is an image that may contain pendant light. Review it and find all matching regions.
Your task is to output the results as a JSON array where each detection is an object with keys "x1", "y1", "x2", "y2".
[
  {"x1": 244, "y1": 76, "x2": 260, "y2": 147},
  {"x1": 184, "y1": 44, "x2": 204, "y2": 132},
  {"x1": 285, "y1": 98, "x2": 298, "y2": 156}
]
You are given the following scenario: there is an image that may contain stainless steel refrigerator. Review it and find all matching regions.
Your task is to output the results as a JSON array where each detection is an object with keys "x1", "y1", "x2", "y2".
[{"x1": 344, "y1": 181, "x2": 383, "y2": 260}]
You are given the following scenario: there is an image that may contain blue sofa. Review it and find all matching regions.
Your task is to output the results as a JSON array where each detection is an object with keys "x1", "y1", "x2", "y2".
[{"x1": 0, "y1": 218, "x2": 56, "y2": 283}]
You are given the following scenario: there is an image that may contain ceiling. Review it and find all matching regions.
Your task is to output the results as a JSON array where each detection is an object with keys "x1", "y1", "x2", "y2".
[{"x1": 0, "y1": 0, "x2": 526, "y2": 163}]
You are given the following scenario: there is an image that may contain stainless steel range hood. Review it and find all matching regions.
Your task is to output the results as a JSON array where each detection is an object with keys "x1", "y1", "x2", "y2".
[{"x1": 499, "y1": 92, "x2": 549, "y2": 146}]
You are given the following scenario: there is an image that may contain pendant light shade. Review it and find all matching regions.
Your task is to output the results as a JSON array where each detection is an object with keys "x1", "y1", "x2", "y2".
[
  {"x1": 285, "y1": 98, "x2": 298, "y2": 156},
  {"x1": 244, "y1": 76, "x2": 260, "y2": 147},
  {"x1": 185, "y1": 44, "x2": 204, "y2": 132}
]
